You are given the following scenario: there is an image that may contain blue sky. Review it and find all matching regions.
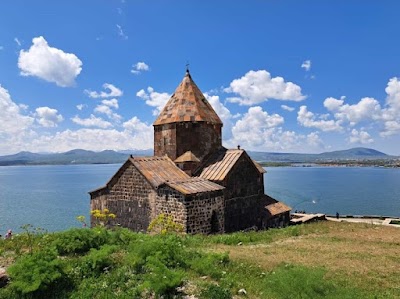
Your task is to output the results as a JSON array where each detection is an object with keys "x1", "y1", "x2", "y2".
[{"x1": 1, "y1": 1, "x2": 400, "y2": 155}]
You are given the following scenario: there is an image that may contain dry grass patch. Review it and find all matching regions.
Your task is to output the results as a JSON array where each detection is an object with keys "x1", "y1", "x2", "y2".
[{"x1": 211, "y1": 221, "x2": 400, "y2": 295}]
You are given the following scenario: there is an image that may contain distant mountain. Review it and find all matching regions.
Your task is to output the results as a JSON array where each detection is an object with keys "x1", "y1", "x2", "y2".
[
  {"x1": 0, "y1": 147, "x2": 394, "y2": 166},
  {"x1": 0, "y1": 149, "x2": 152, "y2": 166},
  {"x1": 318, "y1": 147, "x2": 387, "y2": 158},
  {"x1": 248, "y1": 147, "x2": 392, "y2": 163}
]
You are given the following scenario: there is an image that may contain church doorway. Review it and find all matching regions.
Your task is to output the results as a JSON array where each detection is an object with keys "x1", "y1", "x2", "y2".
[{"x1": 210, "y1": 211, "x2": 219, "y2": 233}]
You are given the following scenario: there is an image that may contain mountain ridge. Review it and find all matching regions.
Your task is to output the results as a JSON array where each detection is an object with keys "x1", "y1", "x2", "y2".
[{"x1": 0, "y1": 147, "x2": 395, "y2": 166}]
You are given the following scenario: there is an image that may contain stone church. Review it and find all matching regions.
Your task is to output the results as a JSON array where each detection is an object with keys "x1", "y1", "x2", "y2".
[{"x1": 90, "y1": 70, "x2": 291, "y2": 234}]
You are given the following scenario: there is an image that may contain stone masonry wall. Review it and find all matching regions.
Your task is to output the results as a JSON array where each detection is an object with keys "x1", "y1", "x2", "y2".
[
  {"x1": 154, "y1": 122, "x2": 222, "y2": 161},
  {"x1": 222, "y1": 154, "x2": 267, "y2": 232},
  {"x1": 185, "y1": 191, "x2": 224, "y2": 234},
  {"x1": 154, "y1": 123, "x2": 177, "y2": 159},
  {"x1": 156, "y1": 186, "x2": 224, "y2": 234},
  {"x1": 90, "y1": 163, "x2": 156, "y2": 232}
]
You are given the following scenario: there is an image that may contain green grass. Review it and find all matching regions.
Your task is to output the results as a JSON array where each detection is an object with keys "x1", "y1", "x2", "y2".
[{"x1": 0, "y1": 222, "x2": 398, "y2": 298}]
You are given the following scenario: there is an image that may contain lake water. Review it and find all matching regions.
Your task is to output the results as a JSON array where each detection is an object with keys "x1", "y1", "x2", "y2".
[{"x1": 0, "y1": 164, "x2": 399, "y2": 233}]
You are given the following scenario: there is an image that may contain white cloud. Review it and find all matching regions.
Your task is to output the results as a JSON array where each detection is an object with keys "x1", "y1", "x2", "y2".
[
  {"x1": 131, "y1": 62, "x2": 150, "y2": 74},
  {"x1": 116, "y1": 24, "x2": 128, "y2": 40},
  {"x1": 136, "y1": 87, "x2": 170, "y2": 115},
  {"x1": 324, "y1": 96, "x2": 382, "y2": 125},
  {"x1": 0, "y1": 85, "x2": 34, "y2": 135},
  {"x1": 76, "y1": 104, "x2": 87, "y2": 111},
  {"x1": 349, "y1": 129, "x2": 374, "y2": 144},
  {"x1": 226, "y1": 107, "x2": 325, "y2": 152},
  {"x1": 230, "y1": 106, "x2": 285, "y2": 148},
  {"x1": 297, "y1": 106, "x2": 342, "y2": 132},
  {"x1": 35, "y1": 107, "x2": 63, "y2": 127},
  {"x1": 85, "y1": 83, "x2": 123, "y2": 98},
  {"x1": 301, "y1": 60, "x2": 311, "y2": 71},
  {"x1": 18, "y1": 36, "x2": 82, "y2": 87},
  {"x1": 27, "y1": 127, "x2": 152, "y2": 153},
  {"x1": 281, "y1": 104, "x2": 295, "y2": 112},
  {"x1": 101, "y1": 98, "x2": 119, "y2": 109},
  {"x1": 224, "y1": 70, "x2": 306, "y2": 105},
  {"x1": 71, "y1": 115, "x2": 113, "y2": 129},
  {"x1": 306, "y1": 132, "x2": 324, "y2": 147},
  {"x1": 94, "y1": 101, "x2": 122, "y2": 121},
  {"x1": 14, "y1": 37, "x2": 21, "y2": 46}
]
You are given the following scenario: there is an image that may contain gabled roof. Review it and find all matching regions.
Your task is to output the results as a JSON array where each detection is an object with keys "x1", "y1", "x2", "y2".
[
  {"x1": 130, "y1": 156, "x2": 189, "y2": 188},
  {"x1": 162, "y1": 177, "x2": 225, "y2": 195},
  {"x1": 90, "y1": 155, "x2": 190, "y2": 195},
  {"x1": 265, "y1": 201, "x2": 292, "y2": 216},
  {"x1": 197, "y1": 148, "x2": 265, "y2": 181},
  {"x1": 153, "y1": 70, "x2": 222, "y2": 126},
  {"x1": 174, "y1": 151, "x2": 200, "y2": 163}
]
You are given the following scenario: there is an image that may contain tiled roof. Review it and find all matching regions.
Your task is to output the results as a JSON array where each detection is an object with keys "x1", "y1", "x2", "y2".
[
  {"x1": 130, "y1": 156, "x2": 189, "y2": 188},
  {"x1": 198, "y1": 148, "x2": 265, "y2": 181},
  {"x1": 174, "y1": 151, "x2": 200, "y2": 163},
  {"x1": 153, "y1": 71, "x2": 222, "y2": 126},
  {"x1": 265, "y1": 201, "x2": 292, "y2": 216},
  {"x1": 252, "y1": 160, "x2": 267, "y2": 174},
  {"x1": 199, "y1": 149, "x2": 243, "y2": 181},
  {"x1": 163, "y1": 177, "x2": 225, "y2": 195}
]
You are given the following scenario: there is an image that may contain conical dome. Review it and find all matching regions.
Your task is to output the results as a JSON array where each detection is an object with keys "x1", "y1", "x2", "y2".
[{"x1": 153, "y1": 70, "x2": 222, "y2": 126}]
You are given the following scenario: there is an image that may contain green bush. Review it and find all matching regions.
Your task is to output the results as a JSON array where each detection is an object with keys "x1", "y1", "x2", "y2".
[
  {"x1": 200, "y1": 283, "x2": 232, "y2": 299},
  {"x1": 7, "y1": 249, "x2": 68, "y2": 296},
  {"x1": 80, "y1": 245, "x2": 118, "y2": 277},
  {"x1": 190, "y1": 252, "x2": 230, "y2": 279},
  {"x1": 52, "y1": 228, "x2": 109, "y2": 255},
  {"x1": 141, "y1": 256, "x2": 185, "y2": 297}
]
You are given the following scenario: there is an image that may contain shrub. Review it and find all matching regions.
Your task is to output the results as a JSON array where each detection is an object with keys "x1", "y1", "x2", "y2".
[
  {"x1": 200, "y1": 283, "x2": 232, "y2": 299},
  {"x1": 52, "y1": 227, "x2": 109, "y2": 255},
  {"x1": 7, "y1": 249, "x2": 67, "y2": 296},
  {"x1": 147, "y1": 213, "x2": 184, "y2": 235},
  {"x1": 190, "y1": 252, "x2": 230, "y2": 279},
  {"x1": 80, "y1": 245, "x2": 118, "y2": 277}
]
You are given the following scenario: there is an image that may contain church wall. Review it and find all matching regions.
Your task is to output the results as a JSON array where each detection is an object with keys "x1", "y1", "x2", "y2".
[
  {"x1": 176, "y1": 122, "x2": 222, "y2": 162},
  {"x1": 154, "y1": 123, "x2": 177, "y2": 159},
  {"x1": 156, "y1": 186, "x2": 224, "y2": 234},
  {"x1": 154, "y1": 122, "x2": 222, "y2": 162},
  {"x1": 90, "y1": 163, "x2": 156, "y2": 232},
  {"x1": 222, "y1": 154, "x2": 267, "y2": 232}
]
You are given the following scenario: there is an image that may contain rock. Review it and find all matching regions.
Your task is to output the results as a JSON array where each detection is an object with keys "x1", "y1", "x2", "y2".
[
  {"x1": 0, "y1": 267, "x2": 9, "y2": 288},
  {"x1": 238, "y1": 288, "x2": 247, "y2": 295}
]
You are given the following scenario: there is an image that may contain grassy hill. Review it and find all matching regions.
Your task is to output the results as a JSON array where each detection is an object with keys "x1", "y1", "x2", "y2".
[{"x1": 1, "y1": 221, "x2": 399, "y2": 298}]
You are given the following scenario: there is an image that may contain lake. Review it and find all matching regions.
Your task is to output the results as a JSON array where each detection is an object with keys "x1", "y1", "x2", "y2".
[{"x1": 0, "y1": 164, "x2": 399, "y2": 233}]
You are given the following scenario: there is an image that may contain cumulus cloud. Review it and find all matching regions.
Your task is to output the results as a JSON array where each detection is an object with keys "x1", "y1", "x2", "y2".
[
  {"x1": 71, "y1": 115, "x2": 113, "y2": 129},
  {"x1": 116, "y1": 24, "x2": 128, "y2": 40},
  {"x1": 85, "y1": 83, "x2": 123, "y2": 98},
  {"x1": 131, "y1": 62, "x2": 150, "y2": 74},
  {"x1": 349, "y1": 129, "x2": 374, "y2": 144},
  {"x1": 224, "y1": 70, "x2": 306, "y2": 105},
  {"x1": 94, "y1": 99, "x2": 121, "y2": 121},
  {"x1": 136, "y1": 87, "x2": 170, "y2": 115},
  {"x1": 28, "y1": 127, "x2": 153, "y2": 153},
  {"x1": 301, "y1": 60, "x2": 311, "y2": 71},
  {"x1": 230, "y1": 106, "x2": 284, "y2": 148},
  {"x1": 0, "y1": 85, "x2": 34, "y2": 135},
  {"x1": 35, "y1": 107, "x2": 63, "y2": 127},
  {"x1": 324, "y1": 96, "x2": 382, "y2": 125},
  {"x1": 297, "y1": 106, "x2": 342, "y2": 132},
  {"x1": 18, "y1": 36, "x2": 82, "y2": 87},
  {"x1": 226, "y1": 106, "x2": 324, "y2": 152},
  {"x1": 281, "y1": 104, "x2": 295, "y2": 112},
  {"x1": 76, "y1": 104, "x2": 87, "y2": 111}
]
